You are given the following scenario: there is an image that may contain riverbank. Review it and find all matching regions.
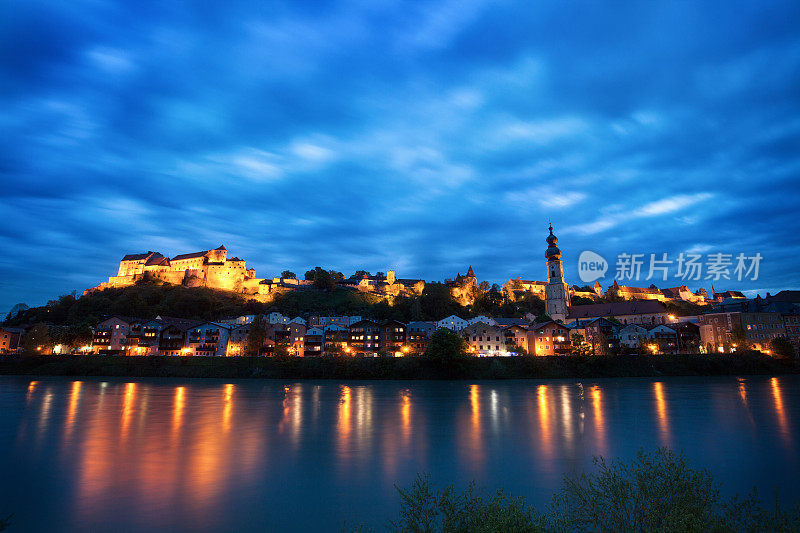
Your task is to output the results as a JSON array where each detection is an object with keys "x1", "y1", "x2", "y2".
[{"x1": 1, "y1": 352, "x2": 796, "y2": 379}]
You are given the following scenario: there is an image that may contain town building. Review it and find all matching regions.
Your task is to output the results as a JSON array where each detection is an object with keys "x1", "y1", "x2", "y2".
[
  {"x1": 468, "y1": 315, "x2": 497, "y2": 326},
  {"x1": 646, "y1": 324, "x2": 679, "y2": 353},
  {"x1": 187, "y1": 322, "x2": 232, "y2": 356},
  {"x1": 503, "y1": 325, "x2": 530, "y2": 353},
  {"x1": 436, "y1": 315, "x2": 468, "y2": 331},
  {"x1": 566, "y1": 300, "x2": 669, "y2": 326},
  {"x1": 0, "y1": 327, "x2": 23, "y2": 354},
  {"x1": 619, "y1": 324, "x2": 649, "y2": 349},
  {"x1": 407, "y1": 321, "x2": 436, "y2": 354},
  {"x1": 323, "y1": 325, "x2": 350, "y2": 353},
  {"x1": 527, "y1": 320, "x2": 571, "y2": 356},
  {"x1": 305, "y1": 327, "x2": 325, "y2": 356},
  {"x1": 379, "y1": 320, "x2": 407, "y2": 355},
  {"x1": 348, "y1": 320, "x2": 382, "y2": 355},
  {"x1": 462, "y1": 322, "x2": 506, "y2": 356}
]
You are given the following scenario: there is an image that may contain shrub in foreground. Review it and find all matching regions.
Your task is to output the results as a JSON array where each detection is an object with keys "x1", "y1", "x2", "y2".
[{"x1": 384, "y1": 448, "x2": 800, "y2": 532}]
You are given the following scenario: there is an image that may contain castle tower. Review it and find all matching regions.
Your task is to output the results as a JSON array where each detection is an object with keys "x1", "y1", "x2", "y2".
[{"x1": 544, "y1": 225, "x2": 570, "y2": 322}]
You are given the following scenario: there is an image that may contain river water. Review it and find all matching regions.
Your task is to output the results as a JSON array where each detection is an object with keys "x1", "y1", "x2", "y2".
[{"x1": 0, "y1": 375, "x2": 798, "y2": 531}]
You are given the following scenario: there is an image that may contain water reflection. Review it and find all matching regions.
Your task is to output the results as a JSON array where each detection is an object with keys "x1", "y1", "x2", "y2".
[
  {"x1": 771, "y1": 377, "x2": 790, "y2": 445},
  {"x1": 590, "y1": 385, "x2": 607, "y2": 457},
  {"x1": 121, "y1": 382, "x2": 137, "y2": 438},
  {"x1": 64, "y1": 381, "x2": 82, "y2": 437},
  {"x1": 653, "y1": 382, "x2": 671, "y2": 445},
  {"x1": 5, "y1": 377, "x2": 799, "y2": 532},
  {"x1": 537, "y1": 385, "x2": 553, "y2": 461}
]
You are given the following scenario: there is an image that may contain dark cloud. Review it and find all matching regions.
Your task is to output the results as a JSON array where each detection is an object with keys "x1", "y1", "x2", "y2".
[{"x1": 1, "y1": 0, "x2": 800, "y2": 312}]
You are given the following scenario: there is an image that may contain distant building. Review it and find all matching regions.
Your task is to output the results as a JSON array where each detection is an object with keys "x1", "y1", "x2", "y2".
[
  {"x1": 606, "y1": 281, "x2": 666, "y2": 302},
  {"x1": 91, "y1": 245, "x2": 267, "y2": 296},
  {"x1": 446, "y1": 267, "x2": 477, "y2": 306},
  {"x1": 566, "y1": 300, "x2": 669, "y2": 326}
]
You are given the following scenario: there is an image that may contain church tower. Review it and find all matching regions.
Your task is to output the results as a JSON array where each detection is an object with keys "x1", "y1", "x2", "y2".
[{"x1": 544, "y1": 224, "x2": 570, "y2": 322}]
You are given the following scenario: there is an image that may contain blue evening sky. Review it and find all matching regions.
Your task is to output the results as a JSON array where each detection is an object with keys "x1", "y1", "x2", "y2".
[{"x1": 2, "y1": 0, "x2": 799, "y2": 312}]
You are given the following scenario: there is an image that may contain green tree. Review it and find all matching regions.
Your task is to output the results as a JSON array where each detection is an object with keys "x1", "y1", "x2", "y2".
[
  {"x1": 730, "y1": 327, "x2": 748, "y2": 350},
  {"x1": 22, "y1": 323, "x2": 52, "y2": 354},
  {"x1": 354, "y1": 270, "x2": 371, "y2": 278},
  {"x1": 478, "y1": 280, "x2": 491, "y2": 292},
  {"x1": 390, "y1": 473, "x2": 541, "y2": 533},
  {"x1": 281, "y1": 270, "x2": 296, "y2": 280},
  {"x1": 424, "y1": 328, "x2": 468, "y2": 361},
  {"x1": 769, "y1": 337, "x2": 795, "y2": 359},
  {"x1": 244, "y1": 315, "x2": 266, "y2": 356},
  {"x1": 571, "y1": 333, "x2": 590, "y2": 356}
]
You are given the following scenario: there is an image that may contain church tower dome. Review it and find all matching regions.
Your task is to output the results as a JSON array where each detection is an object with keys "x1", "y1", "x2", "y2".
[{"x1": 545, "y1": 225, "x2": 562, "y2": 260}]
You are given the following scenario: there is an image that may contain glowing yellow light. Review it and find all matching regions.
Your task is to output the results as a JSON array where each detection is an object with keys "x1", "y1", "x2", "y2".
[
  {"x1": 668, "y1": 314, "x2": 676, "y2": 320},
  {"x1": 181, "y1": 347, "x2": 192, "y2": 355}
]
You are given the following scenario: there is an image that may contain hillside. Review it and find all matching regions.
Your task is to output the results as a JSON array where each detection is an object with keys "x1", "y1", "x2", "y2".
[{"x1": 3, "y1": 280, "x2": 548, "y2": 327}]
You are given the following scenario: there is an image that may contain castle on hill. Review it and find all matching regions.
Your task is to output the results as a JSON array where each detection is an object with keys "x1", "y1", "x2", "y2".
[{"x1": 90, "y1": 245, "x2": 270, "y2": 296}]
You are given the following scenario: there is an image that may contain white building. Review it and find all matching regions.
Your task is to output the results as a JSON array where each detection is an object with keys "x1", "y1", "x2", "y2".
[
  {"x1": 619, "y1": 324, "x2": 648, "y2": 348},
  {"x1": 436, "y1": 315, "x2": 468, "y2": 331},
  {"x1": 468, "y1": 315, "x2": 497, "y2": 326},
  {"x1": 187, "y1": 322, "x2": 232, "y2": 356},
  {"x1": 268, "y1": 312, "x2": 290, "y2": 324}
]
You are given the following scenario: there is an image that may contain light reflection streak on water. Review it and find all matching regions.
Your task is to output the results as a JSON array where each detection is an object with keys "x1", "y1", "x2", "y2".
[
  {"x1": 738, "y1": 378, "x2": 748, "y2": 404},
  {"x1": 401, "y1": 389, "x2": 411, "y2": 441},
  {"x1": 469, "y1": 384, "x2": 484, "y2": 464},
  {"x1": 27, "y1": 380, "x2": 37, "y2": 400},
  {"x1": 771, "y1": 377, "x2": 790, "y2": 445},
  {"x1": 121, "y1": 383, "x2": 137, "y2": 438},
  {"x1": 537, "y1": 385, "x2": 552, "y2": 461},
  {"x1": 560, "y1": 385, "x2": 573, "y2": 444},
  {"x1": 654, "y1": 382, "x2": 670, "y2": 444},
  {"x1": 223, "y1": 384, "x2": 234, "y2": 432},
  {"x1": 590, "y1": 385, "x2": 607, "y2": 457},
  {"x1": 65, "y1": 381, "x2": 82, "y2": 436},
  {"x1": 355, "y1": 387, "x2": 372, "y2": 453},
  {"x1": 337, "y1": 385, "x2": 352, "y2": 461},
  {"x1": 173, "y1": 386, "x2": 185, "y2": 437}
]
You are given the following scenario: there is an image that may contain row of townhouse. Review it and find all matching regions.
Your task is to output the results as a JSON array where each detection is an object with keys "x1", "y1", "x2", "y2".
[
  {"x1": 697, "y1": 291, "x2": 800, "y2": 353},
  {"x1": 91, "y1": 316, "x2": 308, "y2": 356},
  {"x1": 87, "y1": 314, "x2": 583, "y2": 357},
  {"x1": 566, "y1": 317, "x2": 701, "y2": 354}
]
